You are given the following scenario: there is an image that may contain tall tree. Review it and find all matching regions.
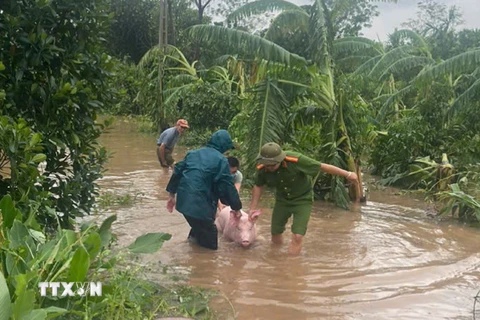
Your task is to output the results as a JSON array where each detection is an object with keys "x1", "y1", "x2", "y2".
[
  {"x1": 402, "y1": 0, "x2": 464, "y2": 59},
  {"x1": 454, "y1": 29, "x2": 480, "y2": 56},
  {"x1": 324, "y1": 0, "x2": 380, "y2": 38},
  {"x1": 171, "y1": 0, "x2": 213, "y2": 61},
  {"x1": 108, "y1": 0, "x2": 159, "y2": 63},
  {"x1": 192, "y1": 0, "x2": 215, "y2": 59}
]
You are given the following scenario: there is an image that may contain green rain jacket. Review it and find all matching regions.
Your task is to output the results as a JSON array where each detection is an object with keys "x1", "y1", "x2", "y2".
[{"x1": 166, "y1": 130, "x2": 242, "y2": 221}]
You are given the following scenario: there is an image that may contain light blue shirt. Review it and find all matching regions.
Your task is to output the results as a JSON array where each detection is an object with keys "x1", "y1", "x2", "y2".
[
  {"x1": 233, "y1": 170, "x2": 243, "y2": 184},
  {"x1": 156, "y1": 127, "x2": 180, "y2": 150}
]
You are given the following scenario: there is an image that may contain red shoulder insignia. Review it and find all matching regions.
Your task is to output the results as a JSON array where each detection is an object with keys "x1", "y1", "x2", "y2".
[
  {"x1": 285, "y1": 156, "x2": 299, "y2": 163},
  {"x1": 256, "y1": 164, "x2": 264, "y2": 170}
]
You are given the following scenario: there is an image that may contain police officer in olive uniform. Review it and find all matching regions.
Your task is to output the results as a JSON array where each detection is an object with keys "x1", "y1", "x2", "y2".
[{"x1": 249, "y1": 142, "x2": 359, "y2": 255}]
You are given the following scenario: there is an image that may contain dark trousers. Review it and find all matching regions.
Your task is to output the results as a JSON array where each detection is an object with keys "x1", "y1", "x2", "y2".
[{"x1": 183, "y1": 215, "x2": 218, "y2": 250}]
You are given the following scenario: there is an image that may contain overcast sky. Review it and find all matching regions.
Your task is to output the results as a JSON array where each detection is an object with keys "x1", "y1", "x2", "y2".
[{"x1": 291, "y1": 0, "x2": 480, "y2": 41}]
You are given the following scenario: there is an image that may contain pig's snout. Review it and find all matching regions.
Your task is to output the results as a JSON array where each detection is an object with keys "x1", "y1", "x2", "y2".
[{"x1": 241, "y1": 239, "x2": 251, "y2": 247}]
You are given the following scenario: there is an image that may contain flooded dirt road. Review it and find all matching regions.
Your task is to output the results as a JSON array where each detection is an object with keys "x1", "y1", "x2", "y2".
[{"x1": 97, "y1": 118, "x2": 480, "y2": 320}]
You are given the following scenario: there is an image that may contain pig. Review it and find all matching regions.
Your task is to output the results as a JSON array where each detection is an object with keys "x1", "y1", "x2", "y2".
[{"x1": 215, "y1": 206, "x2": 262, "y2": 248}]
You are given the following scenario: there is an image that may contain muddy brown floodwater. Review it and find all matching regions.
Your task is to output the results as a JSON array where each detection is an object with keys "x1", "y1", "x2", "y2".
[{"x1": 96, "y1": 118, "x2": 480, "y2": 320}]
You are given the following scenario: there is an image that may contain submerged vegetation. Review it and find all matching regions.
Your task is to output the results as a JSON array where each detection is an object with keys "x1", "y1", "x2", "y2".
[
  {"x1": 97, "y1": 190, "x2": 144, "y2": 209},
  {"x1": 0, "y1": 0, "x2": 479, "y2": 318}
]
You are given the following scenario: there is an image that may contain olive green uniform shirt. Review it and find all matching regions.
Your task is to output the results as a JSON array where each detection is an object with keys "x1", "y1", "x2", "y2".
[{"x1": 255, "y1": 151, "x2": 321, "y2": 205}]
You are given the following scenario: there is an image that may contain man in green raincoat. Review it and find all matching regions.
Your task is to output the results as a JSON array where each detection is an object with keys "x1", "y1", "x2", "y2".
[
  {"x1": 166, "y1": 130, "x2": 242, "y2": 250},
  {"x1": 249, "y1": 142, "x2": 359, "y2": 255}
]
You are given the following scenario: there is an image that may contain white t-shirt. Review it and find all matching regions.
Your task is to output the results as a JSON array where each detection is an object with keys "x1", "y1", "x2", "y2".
[{"x1": 233, "y1": 170, "x2": 243, "y2": 184}]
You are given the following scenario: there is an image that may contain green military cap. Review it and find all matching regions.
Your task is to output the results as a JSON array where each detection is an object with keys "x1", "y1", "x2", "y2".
[{"x1": 256, "y1": 142, "x2": 286, "y2": 165}]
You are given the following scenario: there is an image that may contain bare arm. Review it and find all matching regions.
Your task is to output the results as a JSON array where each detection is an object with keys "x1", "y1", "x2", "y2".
[
  {"x1": 320, "y1": 163, "x2": 357, "y2": 181},
  {"x1": 165, "y1": 158, "x2": 187, "y2": 212},
  {"x1": 158, "y1": 144, "x2": 167, "y2": 166},
  {"x1": 234, "y1": 183, "x2": 241, "y2": 193},
  {"x1": 320, "y1": 163, "x2": 360, "y2": 202},
  {"x1": 167, "y1": 192, "x2": 176, "y2": 212}
]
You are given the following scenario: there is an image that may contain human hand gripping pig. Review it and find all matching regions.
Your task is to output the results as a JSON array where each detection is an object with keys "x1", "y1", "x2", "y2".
[{"x1": 215, "y1": 206, "x2": 262, "y2": 247}]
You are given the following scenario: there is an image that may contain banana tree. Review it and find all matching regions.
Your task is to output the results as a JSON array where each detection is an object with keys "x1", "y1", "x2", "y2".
[
  {"x1": 335, "y1": 30, "x2": 435, "y2": 122},
  {"x1": 187, "y1": 0, "x2": 395, "y2": 203},
  {"x1": 344, "y1": 29, "x2": 480, "y2": 123},
  {"x1": 414, "y1": 49, "x2": 480, "y2": 115},
  {"x1": 138, "y1": 45, "x2": 248, "y2": 127}
]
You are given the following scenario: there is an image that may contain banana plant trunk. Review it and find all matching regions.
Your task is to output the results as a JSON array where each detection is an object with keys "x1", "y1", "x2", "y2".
[
  {"x1": 337, "y1": 89, "x2": 362, "y2": 202},
  {"x1": 436, "y1": 153, "x2": 454, "y2": 191},
  {"x1": 315, "y1": 3, "x2": 362, "y2": 203}
]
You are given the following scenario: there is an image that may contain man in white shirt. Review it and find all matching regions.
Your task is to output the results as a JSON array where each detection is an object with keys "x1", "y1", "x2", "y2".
[
  {"x1": 228, "y1": 157, "x2": 242, "y2": 192},
  {"x1": 218, "y1": 156, "x2": 243, "y2": 211}
]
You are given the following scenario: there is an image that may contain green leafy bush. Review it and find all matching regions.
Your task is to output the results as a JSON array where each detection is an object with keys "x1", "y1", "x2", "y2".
[
  {"x1": 0, "y1": 0, "x2": 115, "y2": 227},
  {"x1": 106, "y1": 59, "x2": 144, "y2": 116},
  {"x1": 178, "y1": 82, "x2": 241, "y2": 132},
  {"x1": 0, "y1": 191, "x2": 184, "y2": 319}
]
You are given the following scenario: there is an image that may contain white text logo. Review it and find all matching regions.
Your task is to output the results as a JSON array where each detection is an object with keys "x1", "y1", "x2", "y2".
[{"x1": 38, "y1": 282, "x2": 102, "y2": 297}]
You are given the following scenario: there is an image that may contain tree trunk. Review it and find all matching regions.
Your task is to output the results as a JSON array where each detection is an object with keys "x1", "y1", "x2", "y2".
[
  {"x1": 338, "y1": 89, "x2": 362, "y2": 202},
  {"x1": 167, "y1": 0, "x2": 175, "y2": 46},
  {"x1": 194, "y1": 7, "x2": 204, "y2": 60},
  {"x1": 198, "y1": 5, "x2": 204, "y2": 24},
  {"x1": 157, "y1": 0, "x2": 168, "y2": 131}
]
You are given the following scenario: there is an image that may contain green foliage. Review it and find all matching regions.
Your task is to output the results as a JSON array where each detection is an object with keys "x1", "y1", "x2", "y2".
[
  {"x1": 105, "y1": 59, "x2": 144, "y2": 116},
  {"x1": 371, "y1": 113, "x2": 480, "y2": 185},
  {"x1": 0, "y1": 1, "x2": 222, "y2": 316},
  {"x1": 136, "y1": 45, "x2": 245, "y2": 133},
  {"x1": 108, "y1": 0, "x2": 159, "y2": 63},
  {"x1": 105, "y1": 0, "x2": 480, "y2": 218},
  {"x1": 187, "y1": 25, "x2": 306, "y2": 65},
  {"x1": 264, "y1": 10, "x2": 311, "y2": 58},
  {"x1": 178, "y1": 82, "x2": 242, "y2": 131},
  {"x1": 0, "y1": 116, "x2": 52, "y2": 229},
  {"x1": 401, "y1": 0, "x2": 464, "y2": 59},
  {"x1": 133, "y1": 116, "x2": 158, "y2": 135},
  {"x1": 0, "y1": 191, "x2": 208, "y2": 319},
  {"x1": 106, "y1": 0, "x2": 214, "y2": 63},
  {"x1": 227, "y1": 0, "x2": 304, "y2": 24},
  {"x1": 179, "y1": 128, "x2": 214, "y2": 148},
  {"x1": 0, "y1": 0, "x2": 114, "y2": 227},
  {"x1": 287, "y1": 124, "x2": 324, "y2": 157},
  {"x1": 127, "y1": 233, "x2": 172, "y2": 254},
  {"x1": 455, "y1": 29, "x2": 480, "y2": 54},
  {"x1": 228, "y1": 79, "x2": 292, "y2": 175},
  {"x1": 437, "y1": 183, "x2": 480, "y2": 222},
  {"x1": 228, "y1": 0, "x2": 380, "y2": 40},
  {"x1": 162, "y1": 285, "x2": 216, "y2": 318},
  {"x1": 0, "y1": 269, "x2": 11, "y2": 320},
  {"x1": 370, "y1": 113, "x2": 426, "y2": 179},
  {"x1": 323, "y1": 0, "x2": 380, "y2": 38}
]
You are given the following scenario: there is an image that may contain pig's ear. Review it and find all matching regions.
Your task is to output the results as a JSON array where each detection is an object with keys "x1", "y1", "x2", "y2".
[
  {"x1": 250, "y1": 210, "x2": 262, "y2": 223},
  {"x1": 230, "y1": 210, "x2": 240, "y2": 227}
]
